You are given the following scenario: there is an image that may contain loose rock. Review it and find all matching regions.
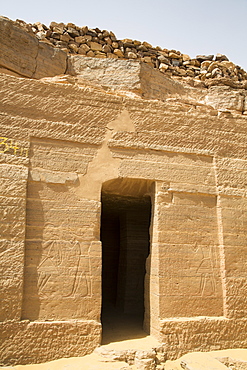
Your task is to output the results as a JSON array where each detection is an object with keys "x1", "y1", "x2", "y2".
[{"x1": 1, "y1": 16, "x2": 246, "y2": 86}]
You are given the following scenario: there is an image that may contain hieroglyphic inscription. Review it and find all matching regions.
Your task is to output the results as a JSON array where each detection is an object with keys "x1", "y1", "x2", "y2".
[{"x1": 0, "y1": 136, "x2": 29, "y2": 157}]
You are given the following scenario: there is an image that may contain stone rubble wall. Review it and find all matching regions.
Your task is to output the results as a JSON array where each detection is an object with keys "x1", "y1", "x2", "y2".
[
  {"x1": 1, "y1": 15, "x2": 247, "y2": 115},
  {"x1": 30, "y1": 20, "x2": 247, "y2": 85},
  {"x1": 1, "y1": 16, "x2": 247, "y2": 90}
]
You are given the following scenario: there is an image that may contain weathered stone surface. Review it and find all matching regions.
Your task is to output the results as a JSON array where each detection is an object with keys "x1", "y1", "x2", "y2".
[
  {"x1": 29, "y1": 168, "x2": 78, "y2": 183},
  {"x1": 90, "y1": 41, "x2": 103, "y2": 51},
  {"x1": 33, "y1": 41, "x2": 67, "y2": 79},
  {"x1": 78, "y1": 43, "x2": 90, "y2": 54},
  {"x1": 0, "y1": 161, "x2": 28, "y2": 322},
  {"x1": 127, "y1": 51, "x2": 138, "y2": 59},
  {"x1": 66, "y1": 56, "x2": 186, "y2": 99},
  {"x1": 165, "y1": 352, "x2": 229, "y2": 370},
  {"x1": 0, "y1": 17, "x2": 67, "y2": 79},
  {"x1": 159, "y1": 63, "x2": 169, "y2": 72},
  {"x1": 102, "y1": 44, "x2": 112, "y2": 53},
  {"x1": 0, "y1": 16, "x2": 38, "y2": 77},
  {"x1": 0, "y1": 320, "x2": 101, "y2": 365},
  {"x1": 168, "y1": 51, "x2": 180, "y2": 59},
  {"x1": 196, "y1": 54, "x2": 214, "y2": 62},
  {"x1": 215, "y1": 53, "x2": 229, "y2": 62},
  {"x1": 135, "y1": 350, "x2": 156, "y2": 370},
  {"x1": 67, "y1": 56, "x2": 142, "y2": 91},
  {"x1": 158, "y1": 55, "x2": 170, "y2": 64},
  {"x1": 114, "y1": 48, "x2": 125, "y2": 57},
  {"x1": 1, "y1": 16, "x2": 247, "y2": 86},
  {"x1": 0, "y1": 18, "x2": 247, "y2": 368},
  {"x1": 205, "y1": 86, "x2": 245, "y2": 111}
]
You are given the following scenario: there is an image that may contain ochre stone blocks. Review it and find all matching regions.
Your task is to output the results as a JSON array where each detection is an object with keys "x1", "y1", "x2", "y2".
[
  {"x1": 160, "y1": 318, "x2": 247, "y2": 359},
  {"x1": 0, "y1": 320, "x2": 101, "y2": 365},
  {"x1": 0, "y1": 160, "x2": 28, "y2": 323},
  {"x1": 0, "y1": 59, "x2": 246, "y2": 365},
  {"x1": 156, "y1": 191, "x2": 223, "y2": 318}
]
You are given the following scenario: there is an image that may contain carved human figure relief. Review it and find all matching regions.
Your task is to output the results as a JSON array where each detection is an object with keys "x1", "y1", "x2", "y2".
[
  {"x1": 193, "y1": 244, "x2": 217, "y2": 297},
  {"x1": 37, "y1": 229, "x2": 92, "y2": 299}
]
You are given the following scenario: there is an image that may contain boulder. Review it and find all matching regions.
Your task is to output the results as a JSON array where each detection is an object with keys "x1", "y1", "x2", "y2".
[
  {"x1": 196, "y1": 54, "x2": 214, "y2": 62},
  {"x1": 0, "y1": 17, "x2": 67, "y2": 79},
  {"x1": 215, "y1": 53, "x2": 229, "y2": 62},
  {"x1": 0, "y1": 16, "x2": 38, "y2": 77}
]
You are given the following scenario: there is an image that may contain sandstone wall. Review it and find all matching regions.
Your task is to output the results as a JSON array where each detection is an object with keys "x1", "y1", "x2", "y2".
[
  {"x1": 0, "y1": 68, "x2": 246, "y2": 365},
  {"x1": 0, "y1": 155, "x2": 28, "y2": 321}
]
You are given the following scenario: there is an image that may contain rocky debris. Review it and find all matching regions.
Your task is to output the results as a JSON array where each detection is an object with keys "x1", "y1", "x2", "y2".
[
  {"x1": 93, "y1": 347, "x2": 247, "y2": 370},
  {"x1": 1, "y1": 16, "x2": 247, "y2": 95},
  {"x1": 2, "y1": 16, "x2": 246, "y2": 114},
  {"x1": 4, "y1": 349, "x2": 247, "y2": 370},
  {"x1": 164, "y1": 350, "x2": 247, "y2": 370},
  {"x1": 134, "y1": 350, "x2": 157, "y2": 370},
  {"x1": 10, "y1": 18, "x2": 247, "y2": 87},
  {"x1": 165, "y1": 352, "x2": 229, "y2": 370},
  {"x1": 95, "y1": 345, "x2": 167, "y2": 369}
]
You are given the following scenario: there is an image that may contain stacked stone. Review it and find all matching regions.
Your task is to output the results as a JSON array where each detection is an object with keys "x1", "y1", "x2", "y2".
[{"x1": 30, "y1": 20, "x2": 247, "y2": 82}]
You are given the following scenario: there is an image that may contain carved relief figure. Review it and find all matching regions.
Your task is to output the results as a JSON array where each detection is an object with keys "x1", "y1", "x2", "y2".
[
  {"x1": 193, "y1": 244, "x2": 217, "y2": 297},
  {"x1": 37, "y1": 227, "x2": 92, "y2": 299}
]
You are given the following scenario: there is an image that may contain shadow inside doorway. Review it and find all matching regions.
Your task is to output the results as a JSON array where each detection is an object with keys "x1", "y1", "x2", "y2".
[
  {"x1": 101, "y1": 302, "x2": 147, "y2": 344},
  {"x1": 101, "y1": 192, "x2": 151, "y2": 345}
]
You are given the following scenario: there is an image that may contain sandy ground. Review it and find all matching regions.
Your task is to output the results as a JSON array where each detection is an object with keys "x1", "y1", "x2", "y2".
[
  {"x1": 164, "y1": 349, "x2": 247, "y2": 370},
  {"x1": 13, "y1": 353, "x2": 132, "y2": 370},
  {"x1": 2, "y1": 348, "x2": 247, "y2": 369}
]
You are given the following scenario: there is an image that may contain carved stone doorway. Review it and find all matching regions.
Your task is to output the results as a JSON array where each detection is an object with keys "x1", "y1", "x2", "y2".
[{"x1": 100, "y1": 179, "x2": 152, "y2": 343}]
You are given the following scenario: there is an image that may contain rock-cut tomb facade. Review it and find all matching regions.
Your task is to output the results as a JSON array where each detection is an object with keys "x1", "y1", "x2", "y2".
[{"x1": 0, "y1": 16, "x2": 247, "y2": 366}]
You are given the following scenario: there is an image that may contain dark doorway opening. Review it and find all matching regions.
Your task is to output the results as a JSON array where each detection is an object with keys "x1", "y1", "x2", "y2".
[{"x1": 101, "y1": 191, "x2": 151, "y2": 343}]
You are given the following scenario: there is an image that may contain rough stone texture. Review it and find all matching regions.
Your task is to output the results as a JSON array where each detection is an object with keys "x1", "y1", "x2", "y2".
[
  {"x1": 33, "y1": 41, "x2": 67, "y2": 79},
  {"x1": 0, "y1": 16, "x2": 38, "y2": 77},
  {"x1": 4, "y1": 348, "x2": 247, "y2": 369},
  {"x1": 0, "y1": 22, "x2": 246, "y2": 366},
  {"x1": 0, "y1": 320, "x2": 101, "y2": 365},
  {"x1": 165, "y1": 352, "x2": 229, "y2": 370},
  {"x1": 30, "y1": 19, "x2": 247, "y2": 86},
  {"x1": 1, "y1": 16, "x2": 247, "y2": 90},
  {"x1": 67, "y1": 56, "x2": 143, "y2": 91},
  {"x1": 67, "y1": 56, "x2": 186, "y2": 98},
  {"x1": 160, "y1": 318, "x2": 247, "y2": 360},
  {"x1": 0, "y1": 17, "x2": 67, "y2": 79},
  {"x1": 204, "y1": 86, "x2": 245, "y2": 112},
  {"x1": 0, "y1": 155, "x2": 28, "y2": 322},
  {"x1": 165, "y1": 349, "x2": 247, "y2": 370}
]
